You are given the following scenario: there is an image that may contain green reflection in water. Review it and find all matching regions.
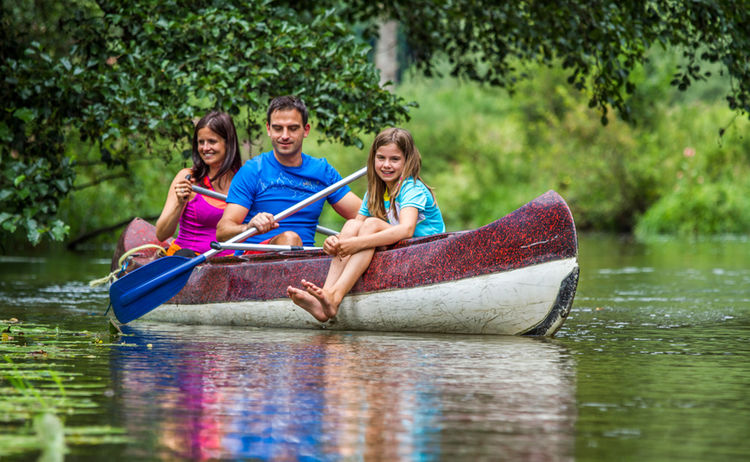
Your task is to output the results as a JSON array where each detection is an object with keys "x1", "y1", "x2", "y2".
[{"x1": 558, "y1": 234, "x2": 750, "y2": 462}]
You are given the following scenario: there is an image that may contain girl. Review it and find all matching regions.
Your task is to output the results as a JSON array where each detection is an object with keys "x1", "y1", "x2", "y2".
[
  {"x1": 156, "y1": 111, "x2": 241, "y2": 257},
  {"x1": 287, "y1": 127, "x2": 445, "y2": 321}
]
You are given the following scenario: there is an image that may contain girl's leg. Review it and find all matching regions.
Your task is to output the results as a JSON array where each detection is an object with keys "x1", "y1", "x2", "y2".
[
  {"x1": 304, "y1": 217, "x2": 391, "y2": 318},
  {"x1": 320, "y1": 218, "x2": 363, "y2": 291},
  {"x1": 287, "y1": 218, "x2": 363, "y2": 322},
  {"x1": 287, "y1": 284, "x2": 329, "y2": 322}
]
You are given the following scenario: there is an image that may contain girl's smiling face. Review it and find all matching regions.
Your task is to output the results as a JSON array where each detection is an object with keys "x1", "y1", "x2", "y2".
[{"x1": 374, "y1": 143, "x2": 405, "y2": 190}]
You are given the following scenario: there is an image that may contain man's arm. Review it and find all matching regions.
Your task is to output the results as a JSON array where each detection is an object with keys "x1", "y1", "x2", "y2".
[
  {"x1": 331, "y1": 191, "x2": 362, "y2": 220},
  {"x1": 216, "y1": 203, "x2": 251, "y2": 242},
  {"x1": 217, "y1": 203, "x2": 280, "y2": 242}
]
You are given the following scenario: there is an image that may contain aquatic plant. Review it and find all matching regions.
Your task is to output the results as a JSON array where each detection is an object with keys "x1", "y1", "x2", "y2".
[{"x1": 0, "y1": 322, "x2": 129, "y2": 459}]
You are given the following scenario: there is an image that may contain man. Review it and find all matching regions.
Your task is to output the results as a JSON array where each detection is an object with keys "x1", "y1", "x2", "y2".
[{"x1": 216, "y1": 96, "x2": 361, "y2": 248}]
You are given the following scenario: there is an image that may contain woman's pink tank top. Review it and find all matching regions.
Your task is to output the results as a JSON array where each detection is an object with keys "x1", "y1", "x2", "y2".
[{"x1": 174, "y1": 193, "x2": 232, "y2": 256}]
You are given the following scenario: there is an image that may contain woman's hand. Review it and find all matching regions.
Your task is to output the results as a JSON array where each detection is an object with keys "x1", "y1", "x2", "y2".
[
  {"x1": 173, "y1": 177, "x2": 193, "y2": 204},
  {"x1": 156, "y1": 169, "x2": 193, "y2": 241}
]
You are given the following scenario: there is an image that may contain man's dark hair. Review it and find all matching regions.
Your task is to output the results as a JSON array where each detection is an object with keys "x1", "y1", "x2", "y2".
[{"x1": 266, "y1": 95, "x2": 309, "y2": 126}]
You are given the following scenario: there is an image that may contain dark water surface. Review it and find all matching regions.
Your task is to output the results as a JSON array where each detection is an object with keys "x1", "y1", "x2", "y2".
[{"x1": 1, "y1": 234, "x2": 749, "y2": 461}]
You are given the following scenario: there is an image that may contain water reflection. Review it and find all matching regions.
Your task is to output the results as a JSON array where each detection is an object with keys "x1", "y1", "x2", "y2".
[
  {"x1": 112, "y1": 325, "x2": 576, "y2": 461},
  {"x1": 6, "y1": 236, "x2": 749, "y2": 460}
]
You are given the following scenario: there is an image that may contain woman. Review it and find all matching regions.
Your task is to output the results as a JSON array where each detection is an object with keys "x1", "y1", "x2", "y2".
[
  {"x1": 287, "y1": 127, "x2": 445, "y2": 321},
  {"x1": 156, "y1": 111, "x2": 241, "y2": 257}
]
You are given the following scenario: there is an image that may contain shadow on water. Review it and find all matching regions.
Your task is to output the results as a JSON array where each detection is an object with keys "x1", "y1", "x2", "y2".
[{"x1": 110, "y1": 324, "x2": 577, "y2": 461}]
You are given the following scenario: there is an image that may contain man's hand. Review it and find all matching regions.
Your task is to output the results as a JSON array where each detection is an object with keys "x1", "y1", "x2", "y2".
[{"x1": 249, "y1": 212, "x2": 279, "y2": 234}]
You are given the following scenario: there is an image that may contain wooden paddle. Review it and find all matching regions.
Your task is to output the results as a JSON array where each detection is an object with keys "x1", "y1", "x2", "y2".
[{"x1": 110, "y1": 166, "x2": 366, "y2": 324}]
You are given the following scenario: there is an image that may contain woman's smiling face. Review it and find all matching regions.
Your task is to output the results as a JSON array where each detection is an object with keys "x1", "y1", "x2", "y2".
[{"x1": 196, "y1": 126, "x2": 226, "y2": 171}]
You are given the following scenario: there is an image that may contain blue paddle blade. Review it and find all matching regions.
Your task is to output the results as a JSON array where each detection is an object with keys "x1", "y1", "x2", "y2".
[{"x1": 109, "y1": 255, "x2": 206, "y2": 324}]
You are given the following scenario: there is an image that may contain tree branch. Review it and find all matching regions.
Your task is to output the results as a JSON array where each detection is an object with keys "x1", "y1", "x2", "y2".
[{"x1": 66, "y1": 214, "x2": 159, "y2": 250}]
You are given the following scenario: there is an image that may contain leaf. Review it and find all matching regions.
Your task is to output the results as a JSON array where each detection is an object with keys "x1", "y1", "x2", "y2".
[
  {"x1": 0, "y1": 123, "x2": 12, "y2": 142},
  {"x1": 49, "y1": 220, "x2": 69, "y2": 241},
  {"x1": 25, "y1": 223, "x2": 41, "y2": 245},
  {"x1": 13, "y1": 108, "x2": 34, "y2": 123}
]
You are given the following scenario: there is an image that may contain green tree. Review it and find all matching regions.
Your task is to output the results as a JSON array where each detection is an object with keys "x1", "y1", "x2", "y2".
[
  {"x1": 1, "y1": 0, "x2": 410, "y2": 245},
  {"x1": 2, "y1": 0, "x2": 748, "y2": 245},
  {"x1": 344, "y1": 0, "x2": 749, "y2": 123}
]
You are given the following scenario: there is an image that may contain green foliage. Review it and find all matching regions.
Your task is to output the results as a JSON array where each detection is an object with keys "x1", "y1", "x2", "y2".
[
  {"x1": 338, "y1": 0, "x2": 750, "y2": 123},
  {"x1": 3, "y1": 1, "x2": 749, "y2": 245},
  {"x1": 1, "y1": 0, "x2": 409, "y2": 245},
  {"x1": 33, "y1": 44, "x2": 750, "y2": 248},
  {"x1": 385, "y1": 48, "x2": 750, "y2": 236},
  {"x1": 635, "y1": 117, "x2": 750, "y2": 237},
  {"x1": 0, "y1": 156, "x2": 72, "y2": 245},
  {"x1": 637, "y1": 182, "x2": 750, "y2": 236}
]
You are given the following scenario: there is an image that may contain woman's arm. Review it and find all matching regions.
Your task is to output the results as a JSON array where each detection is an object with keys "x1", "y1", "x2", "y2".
[{"x1": 155, "y1": 168, "x2": 193, "y2": 242}]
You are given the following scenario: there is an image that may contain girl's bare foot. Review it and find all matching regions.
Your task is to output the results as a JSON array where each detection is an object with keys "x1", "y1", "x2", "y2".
[
  {"x1": 301, "y1": 279, "x2": 340, "y2": 318},
  {"x1": 287, "y1": 285, "x2": 329, "y2": 322}
]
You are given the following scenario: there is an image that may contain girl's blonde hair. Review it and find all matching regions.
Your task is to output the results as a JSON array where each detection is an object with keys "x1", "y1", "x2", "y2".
[{"x1": 366, "y1": 127, "x2": 434, "y2": 221}]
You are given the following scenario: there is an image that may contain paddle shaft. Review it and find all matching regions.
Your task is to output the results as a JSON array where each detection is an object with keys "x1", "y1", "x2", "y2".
[
  {"x1": 210, "y1": 242, "x2": 321, "y2": 252},
  {"x1": 214, "y1": 165, "x2": 365, "y2": 251},
  {"x1": 118, "y1": 167, "x2": 366, "y2": 306},
  {"x1": 191, "y1": 184, "x2": 226, "y2": 201},
  {"x1": 191, "y1": 184, "x2": 339, "y2": 236}
]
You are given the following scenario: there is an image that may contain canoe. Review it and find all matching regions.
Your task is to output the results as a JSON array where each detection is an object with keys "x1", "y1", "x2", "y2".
[{"x1": 110, "y1": 190, "x2": 579, "y2": 336}]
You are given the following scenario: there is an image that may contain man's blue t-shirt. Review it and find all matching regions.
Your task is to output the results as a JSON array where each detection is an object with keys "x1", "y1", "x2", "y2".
[
  {"x1": 226, "y1": 151, "x2": 350, "y2": 246},
  {"x1": 359, "y1": 177, "x2": 445, "y2": 237}
]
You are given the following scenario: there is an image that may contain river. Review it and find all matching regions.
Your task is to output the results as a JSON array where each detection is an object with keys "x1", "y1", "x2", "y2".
[{"x1": 1, "y1": 234, "x2": 749, "y2": 461}]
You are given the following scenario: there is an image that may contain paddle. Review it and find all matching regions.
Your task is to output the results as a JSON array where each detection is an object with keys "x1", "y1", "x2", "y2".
[
  {"x1": 190, "y1": 183, "x2": 339, "y2": 236},
  {"x1": 210, "y1": 242, "x2": 321, "y2": 252},
  {"x1": 110, "y1": 166, "x2": 366, "y2": 324}
]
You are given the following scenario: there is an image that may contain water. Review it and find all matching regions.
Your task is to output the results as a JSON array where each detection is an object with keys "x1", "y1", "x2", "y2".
[{"x1": 1, "y1": 234, "x2": 749, "y2": 461}]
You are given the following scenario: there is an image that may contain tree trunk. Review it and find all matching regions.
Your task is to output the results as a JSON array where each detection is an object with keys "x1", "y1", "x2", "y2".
[{"x1": 375, "y1": 20, "x2": 399, "y2": 89}]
